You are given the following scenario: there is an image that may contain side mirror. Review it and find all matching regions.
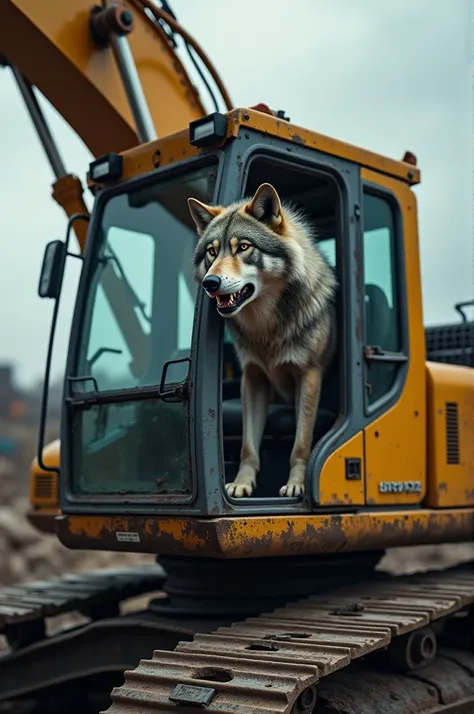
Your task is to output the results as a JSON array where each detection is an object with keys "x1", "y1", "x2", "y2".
[{"x1": 38, "y1": 240, "x2": 67, "y2": 299}]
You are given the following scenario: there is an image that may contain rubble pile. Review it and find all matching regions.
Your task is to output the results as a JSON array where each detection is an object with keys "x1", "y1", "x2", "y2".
[{"x1": 0, "y1": 493, "x2": 152, "y2": 587}]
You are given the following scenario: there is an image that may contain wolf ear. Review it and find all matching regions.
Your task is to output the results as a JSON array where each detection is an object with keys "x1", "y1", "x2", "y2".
[
  {"x1": 187, "y1": 198, "x2": 222, "y2": 235},
  {"x1": 245, "y1": 183, "x2": 282, "y2": 230}
]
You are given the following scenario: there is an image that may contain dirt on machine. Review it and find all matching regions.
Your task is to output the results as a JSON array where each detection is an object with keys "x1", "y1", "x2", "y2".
[{"x1": 0, "y1": 2, "x2": 473, "y2": 713}]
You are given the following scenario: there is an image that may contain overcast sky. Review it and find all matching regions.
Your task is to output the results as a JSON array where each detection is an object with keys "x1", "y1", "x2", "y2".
[{"x1": 0, "y1": 0, "x2": 472, "y2": 389}]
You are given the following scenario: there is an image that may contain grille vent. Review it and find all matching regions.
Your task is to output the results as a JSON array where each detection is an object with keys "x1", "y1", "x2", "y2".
[
  {"x1": 34, "y1": 474, "x2": 58, "y2": 501},
  {"x1": 425, "y1": 322, "x2": 473, "y2": 367},
  {"x1": 445, "y1": 402, "x2": 460, "y2": 465}
]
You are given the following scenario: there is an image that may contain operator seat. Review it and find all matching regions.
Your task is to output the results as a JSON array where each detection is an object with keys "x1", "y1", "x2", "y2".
[
  {"x1": 363, "y1": 283, "x2": 394, "y2": 401},
  {"x1": 364, "y1": 283, "x2": 392, "y2": 349}
]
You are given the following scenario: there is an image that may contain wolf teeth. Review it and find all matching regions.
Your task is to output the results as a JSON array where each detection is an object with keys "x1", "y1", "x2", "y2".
[{"x1": 217, "y1": 290, "x2": 245, "y2": 307}]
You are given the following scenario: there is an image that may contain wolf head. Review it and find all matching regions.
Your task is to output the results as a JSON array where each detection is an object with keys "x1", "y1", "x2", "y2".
[{"x1": 188, "y1": 183, "x2": 310, "y2": 318}]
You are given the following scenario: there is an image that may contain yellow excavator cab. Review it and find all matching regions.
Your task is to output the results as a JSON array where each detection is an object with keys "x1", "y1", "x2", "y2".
[{"x1": 29, "y1": 108, "x2": 473, "y2": 561}]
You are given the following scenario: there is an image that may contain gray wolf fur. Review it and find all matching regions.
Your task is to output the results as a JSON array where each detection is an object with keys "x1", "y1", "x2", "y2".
[{"x1": 188, "y1": 183, "x2": 337, "y2": 498}]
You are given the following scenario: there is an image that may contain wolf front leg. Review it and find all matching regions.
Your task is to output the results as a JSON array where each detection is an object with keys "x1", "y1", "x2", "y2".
[
  {"x1": 280, "y1": 367, "x2": 322, "y2": 497},
  {"x1": 226, "y1": 364, "x2": 271, "y2": 498}
]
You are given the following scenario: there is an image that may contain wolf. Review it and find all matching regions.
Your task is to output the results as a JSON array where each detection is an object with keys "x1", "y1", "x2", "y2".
[{"x1": 188, "y1": 183, "x2": 337, "y2": 498}]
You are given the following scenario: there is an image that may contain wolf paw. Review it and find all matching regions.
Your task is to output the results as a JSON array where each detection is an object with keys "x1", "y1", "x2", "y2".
[
  {"x1": 279, "y1": 483, "x2": 304, "y2": 497},
  {"x1": 280, "y1": 463, "x2": 306, "y2": 497},
  {"x1": 226, "y1": 482, "x2": 254, "y2": 498},
  {"x1": 225, "y1": 464, "x2": 257, "y2": 498}
]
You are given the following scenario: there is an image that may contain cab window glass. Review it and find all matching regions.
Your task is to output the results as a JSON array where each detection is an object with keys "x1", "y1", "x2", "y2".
[{"x1": 363, "y1": 191, "x2": 402, "y2": 404}]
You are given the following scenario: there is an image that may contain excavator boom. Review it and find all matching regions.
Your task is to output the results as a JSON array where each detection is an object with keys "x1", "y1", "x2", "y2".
[{"x1": 0, "y1": 0, "x2": 211, "y2": 155}]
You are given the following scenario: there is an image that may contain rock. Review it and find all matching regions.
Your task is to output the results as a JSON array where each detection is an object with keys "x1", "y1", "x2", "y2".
[
  {"x1": 22, "y1": 539, "x2": 57, "y2": 568},
  {"x1": 7, "y1": 553, "x2": 29, "y2": 585},
  {"x1": 0, "y1": 457, "x2": 15, "y2": 478},
  {"x1": 0, "y1": 508, "x2": 37, "y2": 548}
]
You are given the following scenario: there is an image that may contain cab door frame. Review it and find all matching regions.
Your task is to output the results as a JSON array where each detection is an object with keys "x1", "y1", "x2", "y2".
[
  {"x1": 313, "y1": 168, "x2": 426, "y2": 508},
  {"x1": 360, "y1": 169, "x2": 426, "y2": 507}
]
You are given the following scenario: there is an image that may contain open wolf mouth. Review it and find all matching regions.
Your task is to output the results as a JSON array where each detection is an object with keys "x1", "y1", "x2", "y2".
[{"x1": 215, "y1": 284, "x2": 255, "y2": 314}]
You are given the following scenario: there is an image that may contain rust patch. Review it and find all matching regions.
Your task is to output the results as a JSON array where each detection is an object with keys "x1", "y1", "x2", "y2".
[
  {"x1": 291, "y1": 133, "x2": 305, "y2": 145},
  {"x1": 353, "y1": 241, "x2": 364, "y2": 343},
  {"x1": 57, "y1": 508, "x2": 474, "y2": 560},
  {"x1": 328, "y1": 494, "x2": 349, "y2": 506},
  {"x1": 236, "y1": 153, "x2": 243, "y2": 179},
  {"x1": 151, "y1": 149, "x2": 160, "y2": 167}
]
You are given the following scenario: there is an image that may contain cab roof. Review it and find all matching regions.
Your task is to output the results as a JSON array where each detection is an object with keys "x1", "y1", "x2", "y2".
[{"x1": 91, "y1": 107, "x2": 421, "y2": 187}]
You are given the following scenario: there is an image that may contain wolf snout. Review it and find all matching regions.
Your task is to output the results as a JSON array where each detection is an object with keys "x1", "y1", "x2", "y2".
[{"x1": 202, "y1": 275, "x2": 221, "y2": 293}]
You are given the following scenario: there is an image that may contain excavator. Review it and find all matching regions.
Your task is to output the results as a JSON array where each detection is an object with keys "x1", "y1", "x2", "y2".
[{"x1": 0, "y1": 1, "x2": 473, "y2": 713}]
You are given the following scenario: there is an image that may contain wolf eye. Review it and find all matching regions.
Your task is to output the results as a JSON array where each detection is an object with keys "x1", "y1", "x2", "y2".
[
  {"x1": 207, "y1": 246, "x2": 216, "y2": 257},
  {"x1": 238, "y1": 242, "x2": 251, "y2": 252}
]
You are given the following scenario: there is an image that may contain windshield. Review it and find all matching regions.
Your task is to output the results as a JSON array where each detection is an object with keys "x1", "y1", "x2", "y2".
[
  {"x1": 68, "y1": 160, "x2": 219, "y2": 498},
  {"x1": 75, "y1": 162, "x2": 218, "y2": 391}
]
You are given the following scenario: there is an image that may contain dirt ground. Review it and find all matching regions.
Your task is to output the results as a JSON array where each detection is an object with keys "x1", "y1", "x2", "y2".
[{"x1": 0, "y1": 420, "x2": 472, "y2": 590}]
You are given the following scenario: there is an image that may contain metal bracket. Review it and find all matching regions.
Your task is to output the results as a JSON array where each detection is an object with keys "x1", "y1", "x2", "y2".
[
  {"x1": 169, "y1": 683, "x2": 216, "y2": 707},
  {"x1": 159, "y1": 357, "x2": 190, "y2": 402}
]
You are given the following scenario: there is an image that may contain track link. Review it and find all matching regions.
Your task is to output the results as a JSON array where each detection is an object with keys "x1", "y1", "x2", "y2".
[
  {"x1": 0, "y1": 564, "x2": 166, "y2": 645},
  {"x1": 104, "y1": 565, "x2": 474, "y2": 714}
]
